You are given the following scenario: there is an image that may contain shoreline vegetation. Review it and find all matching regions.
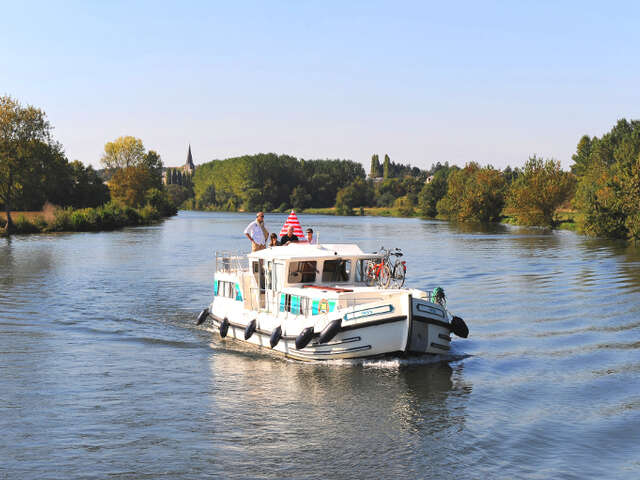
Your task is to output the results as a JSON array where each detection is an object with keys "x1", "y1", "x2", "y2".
[
  {"x1": 0, "y1": 202, "x2": 173, "y2": 236},
  {"x1": 2, "y1": 95, "x2": 638, "y2": 242},
  {"x1": 1, "y1": 96, "x2": 178, "y2": 237},
  {"x1": 181, "y1": 119, "x2": 639, "y2": 243}
]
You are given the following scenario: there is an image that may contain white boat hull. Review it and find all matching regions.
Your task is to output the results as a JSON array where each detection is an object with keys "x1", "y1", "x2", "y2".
[{"x1": 206, "y1": 294, "x2": 453, "y2": 361}]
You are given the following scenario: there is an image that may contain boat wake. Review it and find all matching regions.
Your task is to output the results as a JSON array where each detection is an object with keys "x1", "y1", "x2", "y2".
[{"x1": 298, "y1": 352, "x2": 471, "y2": 369}]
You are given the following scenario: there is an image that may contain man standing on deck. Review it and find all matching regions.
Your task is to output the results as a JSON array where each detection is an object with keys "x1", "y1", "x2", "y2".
[{"x1": 244, "y1": 212, "x2": 269, "y2": 252}]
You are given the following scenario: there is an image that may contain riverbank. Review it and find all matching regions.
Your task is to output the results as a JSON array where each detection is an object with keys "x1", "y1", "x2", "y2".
[
  {"x1": 301, "y1": 206, "x2": 580, "y2": 231},
  {"x1": 0, "y1": 202, "x2": 175, "y2": 236}
]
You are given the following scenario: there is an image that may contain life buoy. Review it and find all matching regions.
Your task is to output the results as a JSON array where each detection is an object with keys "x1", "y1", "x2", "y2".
[{"x1": 318, "y1": 299, "x2": 330, "y2": 313}]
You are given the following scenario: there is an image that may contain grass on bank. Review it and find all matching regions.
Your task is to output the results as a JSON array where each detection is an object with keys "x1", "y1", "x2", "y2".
[
  {"x1": 303, "y1": 206, "x2": 581, "y2": 231},
  {"x1": 0, "y1": 202, "x2": 167, "y2": 235},
  {"x1": 302, "y1": 206, "x2": 420, "y2": 217}
]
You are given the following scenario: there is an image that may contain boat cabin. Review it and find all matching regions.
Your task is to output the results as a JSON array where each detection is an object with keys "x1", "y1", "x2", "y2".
[{"x1": 214, "y1": 244, "x2": 385, "y2": 318}]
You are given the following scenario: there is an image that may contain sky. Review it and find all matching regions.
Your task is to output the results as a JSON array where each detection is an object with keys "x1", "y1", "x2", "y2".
[{"x1": 2, "y1": 0, "x2": 639, "y2": 171}]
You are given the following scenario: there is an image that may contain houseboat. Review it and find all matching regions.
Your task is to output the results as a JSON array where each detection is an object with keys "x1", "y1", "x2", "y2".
[{"x1": 196, "y1": 243, "x2": 469, "y2": 361}]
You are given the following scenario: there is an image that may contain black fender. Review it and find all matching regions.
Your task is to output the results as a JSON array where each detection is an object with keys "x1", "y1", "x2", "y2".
[
  {"x1": 318, "y1": 319, "x2": 342, "y2": 344},
  {"x1": 270, "y1": 326, "x2": 282, "y2": 348},
  {"x1": 295, "y1": 327, "x2": 314, "y2": 350},
  {"x1": 244, "y1": 319, "x2": 257, "y2": 340},
  {"x1": 450, "y1": 316, "x2": 469, "y2": 338},
  {"x1": 196, "y1": 308, "x2": 209, "y2": 325},
  {"x1": 219, "y1": 318, "x2": 229, "y2": 338}
]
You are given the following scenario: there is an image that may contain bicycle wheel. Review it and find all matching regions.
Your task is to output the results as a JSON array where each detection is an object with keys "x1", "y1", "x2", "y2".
[
  {"x1": 391, "y1": 260, "x2": 406, "y2": 288},
  {"x1": 364, "y1": 261, "x2": 376, "y2": 286},
  {"x1": 378, "y1": 264, "x2": 391, "y2": 288}
]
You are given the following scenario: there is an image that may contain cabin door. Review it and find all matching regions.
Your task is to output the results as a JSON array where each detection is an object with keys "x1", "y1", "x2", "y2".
[
  {"x1": 251, "y1": 260, "x2": 267, "y2": 311},
  {"x1": 264, "y1": 261, "x2": 274, "y2": 313},
  {"x1": 273, "y1": 262, "x2": 286, "y2": 315}
]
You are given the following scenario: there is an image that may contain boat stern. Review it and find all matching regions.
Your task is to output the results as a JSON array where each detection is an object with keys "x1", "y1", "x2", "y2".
[{"x1": 405, "y1": 294, "x2": 453, "y2": 355}]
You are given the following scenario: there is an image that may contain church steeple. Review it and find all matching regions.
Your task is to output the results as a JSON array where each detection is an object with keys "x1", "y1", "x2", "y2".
[
  {"x1": 183, "y1": 144, "x2": 195, "y2": 174},
  {"x1": 186, "y1": 145, "x2": 194, "y2": 168}
]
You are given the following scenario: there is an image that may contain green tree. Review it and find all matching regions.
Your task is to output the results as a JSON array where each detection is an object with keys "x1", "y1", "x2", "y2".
[
  {"x1": 574, "y1": 158, "x2": 627, "y2": 238},
  {"x1": 617, "y1": 153, "x2": 640, "y2": 242},
  {"x1": 572, "y1": 119, "x2": 640, "y2": 239},
  {"x1": 109, "y1": 165, "x2": 157, "y2": 207},
  {"x1": 142, "y1": 150, "x2": 163, "y2": 189},
  {"x1": 418, "y1": 168, "x2": 450, "y2": 218},
  {"x1": 507, "y1": 156, "x2": 576, "y2": 226},
  {"x1": 290, "y1": 186, "x2": 311, "y2": 210},
  {"x1": 394, "y1": 195, "x2": 414, "y2": 216},
  {"x1": 101, "y1": 136, "x2": 146, "y2": 170},
  {"x1": 370, "y1": 154, "x2": 381, "y2": 177},
  {"x1": 335, "y1": 178, "x2": 374, "y2": 215},
  {"x1": 383, "y1": 154, "x2": 391, "y2": 179},
  {"x1": 67, "y1": 160, "x2": 110, "y2": 208},
  {"x1": 145, "y1": 187, "x2": 176, "y2": 216},
  {"x1": 437, "y1": 163, "x2": 506, "y2": 222},
  {"x1": 571, "y1": 135, "x2": 592, "y2": 176},
  {"x1": 502, "y1": 165, "x2": 521, "y2": 185},
  {"x1": 0, "y1": 96, "x2": 53, "y2": 232}
]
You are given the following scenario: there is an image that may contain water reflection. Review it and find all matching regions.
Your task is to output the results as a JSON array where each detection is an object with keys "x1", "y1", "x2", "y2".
[
  {"x1": 206, "y1": 346, "x2": 472, "y2": 478},
  {"x1": 445, "y1": 221, "x2": 510, "y2": 235},
  {"x1": 3, "y1": 212, "x2": 640, "y2": 479}
]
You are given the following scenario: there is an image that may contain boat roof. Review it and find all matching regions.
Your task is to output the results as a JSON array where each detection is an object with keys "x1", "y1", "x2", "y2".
[{"x1": 247, "y1": 243, "x2": 378, "y2": 262}]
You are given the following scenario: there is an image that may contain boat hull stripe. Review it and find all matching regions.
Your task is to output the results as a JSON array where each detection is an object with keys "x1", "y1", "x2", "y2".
[
  {"x1": 413, "y1": 315, "x2": 451, "y2": 330},
  {"x1": 210, "y1": 313, "x2": 409, "y2": 336}
]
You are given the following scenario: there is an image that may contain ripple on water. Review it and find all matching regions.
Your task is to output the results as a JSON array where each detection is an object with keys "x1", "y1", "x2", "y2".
[{"x1": 1, "y1": 214, "x2": 640, "y2": 479}]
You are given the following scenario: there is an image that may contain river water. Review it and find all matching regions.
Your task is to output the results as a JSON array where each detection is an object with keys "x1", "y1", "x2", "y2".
[{"x1": 1, "y1": 211, "x2": 639, "y2": 479}]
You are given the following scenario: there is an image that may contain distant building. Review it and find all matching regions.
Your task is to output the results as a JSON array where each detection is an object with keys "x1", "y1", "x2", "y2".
[
  {"x1": 183, "y1": 145, "x2": 195, "y2": 175},
  {"x1": 163, "y1": 145, "x2": 196, "y2": 186},
  {"x1": 425, "y1": 175, "x2": 434, "y2": 184}
]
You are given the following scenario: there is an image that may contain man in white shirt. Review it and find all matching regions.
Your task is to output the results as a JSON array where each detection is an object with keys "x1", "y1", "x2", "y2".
[
  {"x1": 244, "y1": 212, "x2": 269, "y2": 251},
  {"x1": 305, "y1": 228, "x2": 317, "y2": 244}
]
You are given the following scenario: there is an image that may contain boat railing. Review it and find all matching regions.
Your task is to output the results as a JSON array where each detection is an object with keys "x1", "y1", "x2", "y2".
[{"x1": 215, "y1": 251, "x2": 249, "y2": 274}]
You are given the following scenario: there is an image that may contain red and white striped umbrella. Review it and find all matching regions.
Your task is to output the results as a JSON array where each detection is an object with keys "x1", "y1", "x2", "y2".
[{"x1": 279, "y1": 210, "x2": 306, "y2": 240}]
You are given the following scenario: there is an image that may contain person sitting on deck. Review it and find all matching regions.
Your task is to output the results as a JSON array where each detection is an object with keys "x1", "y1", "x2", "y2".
[
  {"x1": 305, "y1": 228, "x2": 317, "y2": 244},
  {"x1": 269, "y1": 233, "x2": 279, "y2": 247},
  {"x1": 280, "y1": 225, "x2": 299, "y2": 245}
]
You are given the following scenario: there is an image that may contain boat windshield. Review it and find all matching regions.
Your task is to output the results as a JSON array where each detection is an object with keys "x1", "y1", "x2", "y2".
[
  {"x1": 288, "y1": 261, "x2": 317, "y2": 283},
  {"x1": 322, "y1": 259, "x2": 351, "y2": 282}
]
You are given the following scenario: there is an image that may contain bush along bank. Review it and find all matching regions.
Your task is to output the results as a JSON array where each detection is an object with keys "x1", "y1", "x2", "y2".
[{"x1": 0, "y1": 201, "x2": 177, "y2": 235}]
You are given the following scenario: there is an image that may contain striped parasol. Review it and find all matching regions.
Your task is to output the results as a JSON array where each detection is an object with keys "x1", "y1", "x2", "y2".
[{"x1": 279, "y1": 210, "x2": 306, "y2": 240}]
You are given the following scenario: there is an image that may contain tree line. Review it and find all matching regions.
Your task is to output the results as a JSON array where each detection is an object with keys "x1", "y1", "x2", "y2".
[
  {"x1": 190, "y1": 119, "x2": 639, "y2": 243},
  {"x1": 1, "y1": 96, "x2": 178, "y2": 234},
  {"x1": 189, "y1": 154, "x2": 364, "y2": 211},
  {"x1": 4, "y1": 94, "x2": 637, "y2": 242}
]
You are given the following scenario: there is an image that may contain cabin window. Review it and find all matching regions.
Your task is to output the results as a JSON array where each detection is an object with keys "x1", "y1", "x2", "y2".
[
  {"x1": 280, "y1": 294, "x2": 302, "y2": 315},
  {"x1": 322, "y1": 259, "x2": 351, "y2": 282},
  {"x1": 288, "y1": 261, "x2": 317, "y2": 283},
  {"x1": 215, "y1": 280, "x2": 242, "y2": 301}
]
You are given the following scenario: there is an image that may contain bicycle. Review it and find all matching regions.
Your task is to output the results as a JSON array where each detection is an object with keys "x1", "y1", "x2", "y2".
[
  {"x1": 388, "y1": 248, "x2": 406, "y2": 288},
  {"x1": 364, "y1": 247, "x2": 392, "y2": 288}
]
